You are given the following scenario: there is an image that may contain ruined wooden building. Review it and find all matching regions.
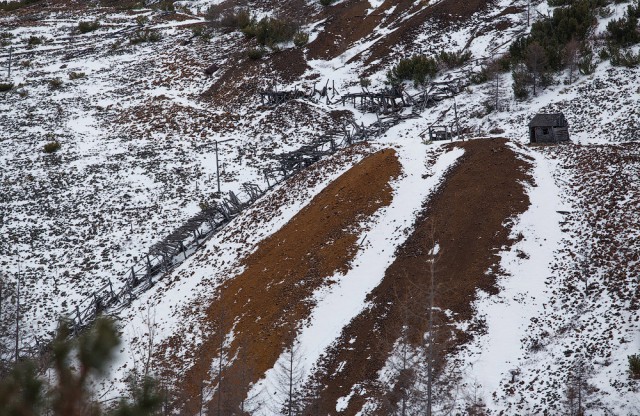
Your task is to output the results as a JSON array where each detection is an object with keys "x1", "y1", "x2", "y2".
[{"x1": 529, "y1": 113, "x2": 570, "y2": 143}]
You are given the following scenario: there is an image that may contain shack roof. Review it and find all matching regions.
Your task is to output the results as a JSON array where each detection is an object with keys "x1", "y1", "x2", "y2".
[{"x1": 529, "y1": 113, "x2": 566, "y2": 127}]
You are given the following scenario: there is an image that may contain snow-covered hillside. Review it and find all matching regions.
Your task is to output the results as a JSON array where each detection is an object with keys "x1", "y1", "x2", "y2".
[{"x1": 1, "y1": 0, "x2": 639, "y2": 414}]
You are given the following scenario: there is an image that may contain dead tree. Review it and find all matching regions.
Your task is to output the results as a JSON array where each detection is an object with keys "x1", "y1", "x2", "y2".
[
  {"x1": 230, "y1": 342, "x2": 263, "y2": 415},
  {"x1": 425, "y1": 234, "x2": 439, "y2": 416},
  {"x1": 274, "y1": 343, "x2": 305, "y2": 416},
  {"x1": 378, "y1": 287, "x2": 422, "y2": 416},
  {"x1": 525, "y1": 42, "x2": 548, "y2": 96},
  {"x1": 564, "y1": 38, "x2": 580, "y2": 85},
  {"x1": 207, "y1": 300, "x2": 231, "y2": 416},
  {"x1": 0, "y1": 273, "x2": 18, "y2": 375},
  {"x1": 565, "y1": 357, "x2": 592, "y2": 416}
]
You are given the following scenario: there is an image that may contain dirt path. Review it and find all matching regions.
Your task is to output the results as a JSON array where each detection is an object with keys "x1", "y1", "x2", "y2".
[
  {"x1": 307, "y1": 138, "x2": 533, "y2": 415},
  {"x1": 167, "y1": 149, "x2": 401, "y2": 414}
]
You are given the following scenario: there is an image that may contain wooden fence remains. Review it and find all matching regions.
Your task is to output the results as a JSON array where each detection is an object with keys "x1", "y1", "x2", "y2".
[
  {"x1": 5, "y1": 18, "x2": 540, "y2": 358},
  {"x1": 64, "y1": 182, "x2": 264, "y2": 336},
  {"x1": 59, "y1": 65, "x2": 475, "y2": 340}
]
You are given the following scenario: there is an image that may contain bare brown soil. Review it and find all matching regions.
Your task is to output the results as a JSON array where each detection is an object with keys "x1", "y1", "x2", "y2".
[
  {"x1": 305, "y1": 0, "x2": 492, "y2": 75},
  {"x1": 306, "y1": 0, "x2": 386, "y2": 61},
  {"x1": 203, "y1": 47, "x2": 310, "y2": 107},
  {"x1": 166, "y1": 149, "x2": 401, "y2": 414},
  {"x1": 358, "y1": 0, "x2": 492, "y2": 70},
  {"x1": 306, "y1": 138, "x2": 533, "y2": 415}
]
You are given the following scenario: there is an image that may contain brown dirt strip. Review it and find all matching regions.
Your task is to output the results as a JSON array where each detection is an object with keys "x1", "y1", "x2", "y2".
[
  {"x1": 165, "y1": 149, "x2": 401, "y2": 414},
  {"x1": 203, "y1": 47, "x2": 310, "y2": 107},
  {"x1": 306, "y1": 138, "x2": 533, "y2": 415},
  {"x1": 357, "y1": 0, "x2": 493, "y2": 71},
  {"x1": 305, "y1": 0, "x2": 491, "y2": 67}
]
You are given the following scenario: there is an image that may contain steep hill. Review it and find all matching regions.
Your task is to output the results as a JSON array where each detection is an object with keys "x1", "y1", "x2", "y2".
[{"x1": 1, "y1": 0, "x2": 639, "y2": 414}]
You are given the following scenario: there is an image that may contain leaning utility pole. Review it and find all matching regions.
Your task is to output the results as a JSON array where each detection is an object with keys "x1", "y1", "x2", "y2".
[
  {"x1": 7, "y1": 46, "x2": 12, "y2": 79},
  {"x1": 453, "y1": 98, "x2": 461, "y2": 140},
  {"x1": 14, "y1": 267, "x2": 20, "y2": 363},
  {"x1": 213, "y1": 139, "x2": 234, "y2": 195}
]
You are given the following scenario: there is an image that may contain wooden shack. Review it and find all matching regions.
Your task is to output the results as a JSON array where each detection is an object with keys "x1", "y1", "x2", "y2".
[{"x1": 529, "y1": 113, "x2": 570, "y2": 143}]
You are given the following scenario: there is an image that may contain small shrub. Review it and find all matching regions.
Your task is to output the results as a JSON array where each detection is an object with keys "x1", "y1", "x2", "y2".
[
  {"x1": 20, "y1": 60, "x2": 31, "y2": 68},
  {"x1": 0, "y1": 0, "x2": 41, "y2": 12},
  {"x1": 0, "y1": 82, "x2": 13, "y2": 92},
  {"x1": 598, "y1": 6, "x2": 614, "y2": 18},
  {"x1": 482, "y1": 100, "x2": 496, "y2": 114},
  {"x1": 26, "y1": 35, "x2": 42, "y2": 46},
  {"x1": 470, "y1": 69, "x2": 489, "y2": 84},
  {"x1": 437, "y1": 49, "x2": 472, "y2": 69},
  {"x1": 0, "y1": 31, "x2": 12, "y2": 46},
  {"x1": 247, "y1": 47, "x2": 266, "y2": 60},
  {"x1": 43, "y1": 141, "x2": 61, "y2": 153},
  {"x1": 77, "y1": 20, "x2": 100, "y2": 34},
  {"x1": 629, "y1": 354, "x2": 640, "y2": 379},
  {"x1": 69, "y1": 71, "x2": 86, "y2": 80},
  {"x1": 147, "y1": 30, "x2": 162, "y2": 42},
  {"x1": 359, "y1": 77, "x2": 371, "y2": 88},
  {"x1": 135, "y1": 14, "x2": 149, "y2": 27},
  {"x1": 610, "y1": 47, "x2": 640, "y2": 67},
  {"x1": 191, "y1": 25, "x2": 204, "y2": 37},
  {"x1": 111, "y1": 39, "x2": 124, "y2": 50},
  {"x1": 387, "y1": 54, "x2": 438, "y2": 86},
  {"x1": 206, "y1": 6, "x2": 252, "y2": 32},
  {"x1": 48, "y1": 78, "x2": 63, "y2": 90},
  {"x1": 293, "y1": 31, "x2": 309, "y2": 47},
  {"x1": 320, "y1": 0, "x2": 335, "y2": 5},
  {"x1": 130, "y1": 28, "x2": 162, "y2": 44},
  {"x1": 153, "y1": 0, "x2": 174, "y2": 12},
  {"x1": 252, "y1": 16, "x2": 298, "y2": 47}
]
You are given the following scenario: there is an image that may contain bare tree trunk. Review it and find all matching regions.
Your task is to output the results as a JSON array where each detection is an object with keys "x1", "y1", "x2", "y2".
[
  {"x1": 275, "y1": 342, "x2": 303, "y2": 416},
  {"x1": 494, "y1": 71, "x2": 499, "y2": 111},
  {"x1": 427, "y1": 249, "x2": 435, "y2": 416},
  {"x1": 288, "y1": 350, "x2": 293, "y2": 416},
  {"x1": 143, "y1": 308, "x2": 156, "y2": 379},
  {"x1": 214, "y1": 305, "x2": 228, "y2": 416},
  {"x1": 425, "y1": 222, "x2": 442, "y2": 416}
]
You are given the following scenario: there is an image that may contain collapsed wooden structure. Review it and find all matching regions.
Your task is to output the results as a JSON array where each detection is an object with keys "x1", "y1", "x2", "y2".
[
  {"x1": 63, "y1": 74, "x2": 469, "y2": 337},
  {"x1": 341, "y1": 86, "x2": 405, "y2": 114},
  {"x1": 66, "y1": 183, "x2": 264, "y2": 335}
]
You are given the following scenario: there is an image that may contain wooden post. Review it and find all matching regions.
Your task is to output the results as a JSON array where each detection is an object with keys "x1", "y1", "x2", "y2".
[
  {"x1": 131, "y1": 266, "x2": 137, "y2": 285},
  {"x1": 215, "y1": 140, "x2": 220, "y2": 194},
  {"x1": 7, "y1": 46, "x2": 12, "y2": 79},
  {"x1": 76, "y1": 305, "x2": 82, "y2": 326},
  {"x1": 454, "y1": 99, "x2": 461, "y2": 140}
]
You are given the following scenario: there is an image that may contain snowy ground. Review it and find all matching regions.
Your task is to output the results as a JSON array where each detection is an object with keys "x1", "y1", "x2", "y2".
[{"x1": 1, "y1": 0, "x2": 640, "y2": 413}]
